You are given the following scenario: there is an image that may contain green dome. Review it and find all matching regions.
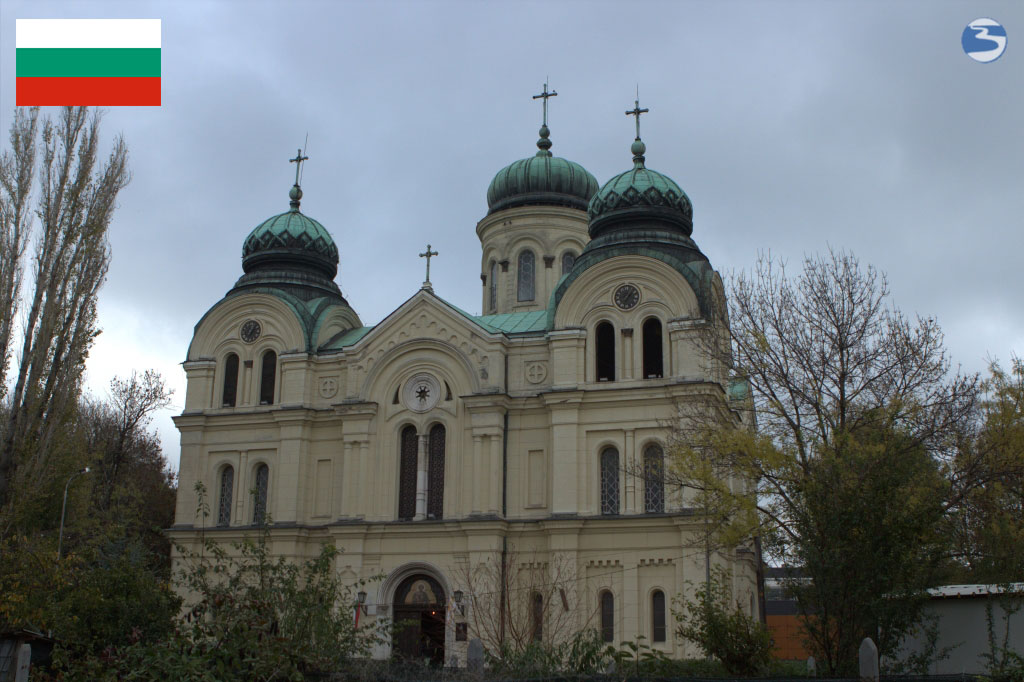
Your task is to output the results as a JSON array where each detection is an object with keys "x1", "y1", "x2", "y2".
[
  {"x1": 241, "y1": 186, "x2": 339, "y2": 280},
  {"x1": 587, "y1": 139, "x2": 693, "y2": 238},
  {"x1": 486, "y1": 125, "x2": 598, "y2": 214}
]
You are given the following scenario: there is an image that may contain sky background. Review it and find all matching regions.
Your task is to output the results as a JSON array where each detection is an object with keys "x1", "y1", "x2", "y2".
[{"x1": 1, "y1": 0, "x2": 1021, "y2": 471}]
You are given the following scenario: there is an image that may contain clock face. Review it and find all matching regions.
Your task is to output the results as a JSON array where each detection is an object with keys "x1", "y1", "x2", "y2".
[
  {"x1": 240, "y1": 319, "x2": 262, "y2": 343},
  {"x1": 614, "y1": 284, "x2": 640, "y2": 310}
]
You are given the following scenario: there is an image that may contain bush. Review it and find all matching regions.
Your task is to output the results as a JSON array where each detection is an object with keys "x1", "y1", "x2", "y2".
[{"x1": 674, "y1": 567, "x2": 774, "y2": 676}]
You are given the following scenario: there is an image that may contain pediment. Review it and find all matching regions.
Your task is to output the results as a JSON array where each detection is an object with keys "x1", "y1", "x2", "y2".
[{"x1": 340, "y1": 289, "x2": 506, "y2": 402}]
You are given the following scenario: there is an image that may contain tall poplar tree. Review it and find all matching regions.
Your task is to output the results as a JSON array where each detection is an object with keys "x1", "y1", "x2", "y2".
[{"x1": 0, "y1": 106, "x2": 129, "y2": 513}]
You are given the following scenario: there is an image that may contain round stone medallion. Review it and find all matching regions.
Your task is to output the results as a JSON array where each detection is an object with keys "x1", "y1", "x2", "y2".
[{"x1": 403, "y1": 373, "x2": 441, "y2": 413}]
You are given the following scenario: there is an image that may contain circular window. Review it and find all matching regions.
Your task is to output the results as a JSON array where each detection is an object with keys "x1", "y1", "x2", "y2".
[{"x1": 403, "y1": 373, "x2": 441, "y2": 413}]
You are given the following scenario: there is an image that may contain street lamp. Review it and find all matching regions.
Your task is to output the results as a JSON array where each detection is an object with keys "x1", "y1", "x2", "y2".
[{"x1": 57, "y1": 467, "x2": 90, "y2": 561}]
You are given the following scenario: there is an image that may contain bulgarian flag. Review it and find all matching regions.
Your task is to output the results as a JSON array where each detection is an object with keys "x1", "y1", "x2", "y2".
[{"x1": 16, "y1": 19, "x2": 161, "y2": 106}]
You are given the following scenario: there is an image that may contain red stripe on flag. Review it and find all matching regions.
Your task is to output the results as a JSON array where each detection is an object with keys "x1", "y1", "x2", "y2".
[{"x1": 16, "y1": 77, "x2": 161, "y2": 106}]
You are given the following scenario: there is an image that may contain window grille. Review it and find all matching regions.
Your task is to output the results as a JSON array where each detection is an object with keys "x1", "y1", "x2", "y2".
[
  {"x1": 218, "y1": 466, "x2": 233, "y2": 526},
  {"x1": 517, "y1": 250, "x2": 535, "y2": 301},
  {"x1": 489, "y1": 261, "x2": 498, "y2": 312},
  {"x1": 398, "y1": 426, "x2": 417, "y2": 520},
  {"x1": 253, "y1": 464, "x2": 269, "y2": 524},
  {"x1": 561, "y1": 251, "x2": 576, "y2": 275},
  {"x1": 644, "y1": 444, "x2": 665, "y2": 513},
  {"x1": 600, "y1": 447, "x2": 619, "y2": 515},
  {"x1": 427, "y1": 424, "x2": 445, "y2": 519},
  {"x1": 601, "y1": 591, "x2": 614, "y2": 642}
]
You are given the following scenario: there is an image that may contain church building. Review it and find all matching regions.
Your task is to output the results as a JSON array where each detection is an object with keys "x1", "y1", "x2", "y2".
[{"x1": 169, "y1": 91, "x2": 759, "y2": 665}]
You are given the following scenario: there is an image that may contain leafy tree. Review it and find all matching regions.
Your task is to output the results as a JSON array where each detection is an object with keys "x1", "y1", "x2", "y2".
[
  {"x1": 62, "y1": 485, "x2": 383, "y2": 681},
  {"x1": 948, "y1": 358, "x2": 1024, "y2": 583},
  {"x1": 0, "y1": 106, "x2": 129, "y2": 513},
  {"x1": 674, "y1": 567, "x2": 774, "y2": 676},
  {"x1": 670, "y1": 249, "x2": 983, "y2": 674}
]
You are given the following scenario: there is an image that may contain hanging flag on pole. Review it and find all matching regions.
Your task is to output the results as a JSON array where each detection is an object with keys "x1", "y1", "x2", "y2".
[{"x1": 16, "y1": 19, "x2": 162, "y2": 106}]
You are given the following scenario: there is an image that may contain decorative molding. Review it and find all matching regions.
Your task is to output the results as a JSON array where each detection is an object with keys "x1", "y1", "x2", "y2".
[{"x1": 543, "y1": 255, "x2": 555, "y2": 268}]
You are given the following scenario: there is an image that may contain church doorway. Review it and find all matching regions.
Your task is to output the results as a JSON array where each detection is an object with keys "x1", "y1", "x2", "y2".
[{"x1": 391, "y1": 574, "x2": 446, "y2": 665}]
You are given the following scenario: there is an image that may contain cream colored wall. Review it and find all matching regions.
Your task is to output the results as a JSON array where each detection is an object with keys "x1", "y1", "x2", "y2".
[{"x1": 476, "y1": 205, "x2": 589, "y2": 315}]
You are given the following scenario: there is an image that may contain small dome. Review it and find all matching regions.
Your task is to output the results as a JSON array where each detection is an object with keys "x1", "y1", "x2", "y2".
[
  {"x1": 587, "y1": 139, "x2": 693, "y2": 238},
  {"x1": 241, "y1": 188, "x2": 339, "y2": 280},
  {"x1": 486, "y1": 125, "x2": 598, "y2": 214}
]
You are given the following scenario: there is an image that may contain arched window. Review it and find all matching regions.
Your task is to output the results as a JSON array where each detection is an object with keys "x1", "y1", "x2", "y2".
[
  {"x1": 561, "y1": 251, "x2": 576, "y2": 275},
  {"x1": 252, "y1": 463, "x2": 269, "y2": 525},
  {"x1": 398, "y1": 426, "x2": 418, "y2": 521},
  {"x1": 600, "y1": 447, "x2": 620, "y2": 515},
  {"x1": 427, "y1": 424, "x2": 445, "y2": 519},
  {"x1": 642, "y1": 318, "x2": 663, "y2": 379},
  {"x1": 222, "y1": 353, "x2": 239, "y2": 407},
  {"x1": 532, "y1": 593, "x2": 543, "y2": 642},
  {"x1": 517, "y1": 250, "x2": 535, "y2": 301},
  {"x1": 489, "y1": 260, "x2": 498, "y2": 312},
  {"x1": 217, "y1": 465, "x2": 233, "y2": 526},
  {"x1": 596, "y1": 322, "x2": 615, "y2": 382},
  {"x1": 600, "y1": 591, "x2": 614, "y2": 642},
  {"x1": 652, "y1": 590, "x2": 666, "y2": 642},
  {"x1": 259, "y1": 350, "x2": 276, "y2": 405},
  {"x1": 644, "y1": 444, "x2": 665, "y2": 513}
]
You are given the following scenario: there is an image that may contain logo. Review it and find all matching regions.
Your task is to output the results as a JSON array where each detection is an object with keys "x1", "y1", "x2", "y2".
[{"x1": 962, "y1": 18, "x2": 1007, "y2": 63}]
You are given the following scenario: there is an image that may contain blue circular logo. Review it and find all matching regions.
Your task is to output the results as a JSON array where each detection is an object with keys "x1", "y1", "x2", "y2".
[{"x1": 962, "y1": 18, "x2": 1007, "y2": 63}]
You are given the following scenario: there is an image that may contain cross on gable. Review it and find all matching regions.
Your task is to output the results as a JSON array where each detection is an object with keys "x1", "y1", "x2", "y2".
[{"x1": 419, "y1": 244, "x2": 439, "y2": 283}]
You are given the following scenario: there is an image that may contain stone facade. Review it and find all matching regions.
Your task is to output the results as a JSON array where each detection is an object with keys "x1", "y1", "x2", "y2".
[{"x1": 169, "y1": 117, "x2": 760, "y2": 664}]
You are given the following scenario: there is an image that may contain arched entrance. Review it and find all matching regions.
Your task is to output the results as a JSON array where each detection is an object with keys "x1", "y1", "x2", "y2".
[{"x1": 392, "y1": 574, "x2": 446, "y2": 665}]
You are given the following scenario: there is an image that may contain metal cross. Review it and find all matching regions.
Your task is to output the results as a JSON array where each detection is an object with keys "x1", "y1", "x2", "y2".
[
  {"x1": 289, "y1": 148, "x2": 308, "y2": 186},
  {"x1": 625, "y1": 98, "x2": 649, "y2": 140},
  {"x1": 532, "y1": 82, "x2": 558, "y2": 126},
  {"x1": 419, "y1": 244, "x2": 439, "y2": 283}
]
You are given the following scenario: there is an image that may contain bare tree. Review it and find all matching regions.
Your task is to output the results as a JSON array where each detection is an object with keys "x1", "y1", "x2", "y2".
[
  {"x1": 0, "y1": 106, "x2": 129, "y2": 510},
  {"x1": 460, "y1": 544, "x2": 592, "y2": 654},
  {"x1": 669, "y1": 249, "x2": 982, "y2": 673}
]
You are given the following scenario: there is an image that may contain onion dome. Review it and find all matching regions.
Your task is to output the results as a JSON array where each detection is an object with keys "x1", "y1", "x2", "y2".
[
  {"x1": 486, "y1": 124, "x2": 598, "y2": 214},
  {"x1": 232, "y1": 183, "x2": 345, "y2": 302},
  {"x1": 587, "y1": 137, "x2": 693, "y2": 239}
]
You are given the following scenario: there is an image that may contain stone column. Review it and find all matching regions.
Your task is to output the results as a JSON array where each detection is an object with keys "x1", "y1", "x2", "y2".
[
  {"x1": 545, "y1": 394, "x2": 583, "y2": 515},
  {"x1": 471, "y1": 435, "x2": 483, "y2": 515},
  {"x1": 358, "y1": 440, "x2": 370, "y2": 518},
  {"x1": 622, "y1": 328, "x2": 634, "y2": 380},
  {"x1": 333, "y1": 445, "x2": 345, "y2": 519},
  {"x1": 415, "y1": 433, "x2": 428, "y2": 520},
  {"x1": 341, "y1": 441, "x2": 355, "y2": 517},
  {"x1": 488, "y1": 434, "x2": 502, "y2": 515},
  {"x1": 236, "y1": 450, "x2": 248, "y2": 523},
  {"x1": 624, "y1": 561, "x2": 640, "y2": 641},
  {"x1": 624, "y1": 430, "x2": 637, "y2": 514}
]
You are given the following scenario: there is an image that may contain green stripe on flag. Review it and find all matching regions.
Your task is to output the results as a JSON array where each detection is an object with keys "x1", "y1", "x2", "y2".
[{"x1": 16, "y1": 48, "x2": 160, "y2": 77}]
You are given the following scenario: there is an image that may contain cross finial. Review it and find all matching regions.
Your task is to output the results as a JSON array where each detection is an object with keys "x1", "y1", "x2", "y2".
[
  {"x1": 419, "y1": 244, "x2": 439, "y2": 286},
  {"x1": 625, "y1": 98, "x2": 649, "y2": 140},
  {"x1": 289, "y1": 148, "x2": 308, "y2": 187},
  {"x1": 532, "y1": 81, "x2": 558, "y2": 126}
]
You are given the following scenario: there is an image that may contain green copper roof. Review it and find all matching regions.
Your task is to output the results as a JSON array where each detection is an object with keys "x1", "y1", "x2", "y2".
[
  {"x1": 321, "y1": 325, "x2": 374, "y2": 350},
  {"x1": 242, "y1": 206, "x2": 339, "y2": 267},
  {"x1": 486, "y1": 125, "x2": 598, "y2": 214},
  {"x1": 588, "y1": 139, "x2": 693, "y2": 237},
  {"x1": 475, "y1": 310, "x2": 548, "y2": 334}
]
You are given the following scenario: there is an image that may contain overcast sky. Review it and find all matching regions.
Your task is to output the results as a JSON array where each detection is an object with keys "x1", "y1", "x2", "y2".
[{"x1": 2, "y1": 0, "x2": 1021, "y2": 471}]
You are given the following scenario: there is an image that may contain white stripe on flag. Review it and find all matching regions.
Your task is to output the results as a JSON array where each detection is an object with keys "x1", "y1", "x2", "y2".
[{"x1": 16, "y1": 19, "x2": 161, "y2": 49}]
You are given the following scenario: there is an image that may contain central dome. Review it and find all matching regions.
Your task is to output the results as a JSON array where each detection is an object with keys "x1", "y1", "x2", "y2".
[{"x1": 486, "y1": 125, "x2": 598, "y2": 214}]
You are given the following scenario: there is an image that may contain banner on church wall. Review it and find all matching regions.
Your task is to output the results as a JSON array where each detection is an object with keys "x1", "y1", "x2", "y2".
[{"x1": 15, "y1": 19, "x2": 161, "y2": 106}]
